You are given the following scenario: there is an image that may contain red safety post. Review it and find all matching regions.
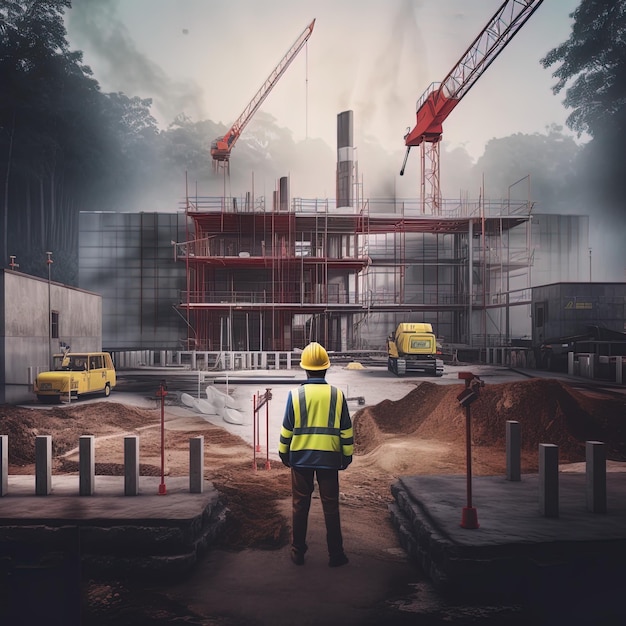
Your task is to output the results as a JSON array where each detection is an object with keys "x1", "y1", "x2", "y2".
[
  {"x1": 265, "y1": 391, "x2": 271, "y2": 470},
  {"x1": 156, "y1": 380, "x2": 168, "y2": 495},
  {"x1": 252, "y1": 392, "x2": 258, "y2": 470},
  {"x1": 252, "y1": 388, "x2": 273, "y2": 471},
  {"x1": 457, "y1": 372, "x2": 484, "y2": 529}
]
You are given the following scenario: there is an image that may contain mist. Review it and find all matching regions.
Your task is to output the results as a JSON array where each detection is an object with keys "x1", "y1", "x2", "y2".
[
  {"x1": 63, "y1": 0, "x2": 626, "y2": 284},
  {"x1": 66, "y1": 0, "x2": 206, "y2": 125}
]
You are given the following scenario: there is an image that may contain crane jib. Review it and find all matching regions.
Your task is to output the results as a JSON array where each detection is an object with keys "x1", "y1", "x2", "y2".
[
  {"x1": 210, "y1": 18, "x2": 316, "y2": 166},
  {"x1": 404, "y1": 0, "x2": 544, "y2": 148}
]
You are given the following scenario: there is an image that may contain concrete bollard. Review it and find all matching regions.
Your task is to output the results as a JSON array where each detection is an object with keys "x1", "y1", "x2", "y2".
[
  {"x1": 505, "y1": 421, "x2": 521, "y2": 481},
  {"x1": 586, "y1": 441, "x2": 607, "y2": 514},
  {"x1": 124, "y1": 436, "x2": 140, "y2": 496},
  {"x1": 189, "y1": 436, "x2": 204, "y2": 494},
  {"x1": 0, "y1": 435, "x2": 8, "y2": 496},
  {"x1": 35, "y1": 435, "x2": 52, "y2": 495},
  {"x1": 79, "y1": 435, "x2": 96, "y2": 496},
  {"x1": 539, "y1": 443, "x2": 559, "y2": 517}
]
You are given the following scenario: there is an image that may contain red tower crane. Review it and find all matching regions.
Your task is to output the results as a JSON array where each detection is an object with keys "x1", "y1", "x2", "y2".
[
  {"x1": 400, "y1": 0, "x2": 545, "y2": 214},
  {"x1": 211, "y1": 18, "x2": 315, "y2": 172}
]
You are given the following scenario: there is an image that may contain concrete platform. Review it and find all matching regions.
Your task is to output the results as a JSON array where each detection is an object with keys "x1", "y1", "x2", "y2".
[
  {"x1": 390, "y1": 472, "x2": 626, "y2": 619},
  {"x1": 0, "y1": 476, "x2": 226, "y2": 579}
]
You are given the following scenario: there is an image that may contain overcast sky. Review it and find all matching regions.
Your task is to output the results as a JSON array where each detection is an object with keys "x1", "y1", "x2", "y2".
[{"x1": 66, "y1": 0, "x2": 581, "y2": 162}]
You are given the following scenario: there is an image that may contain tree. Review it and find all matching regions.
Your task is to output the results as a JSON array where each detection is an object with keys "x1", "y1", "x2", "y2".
[
  {"x1": 0, "y1": 0, "x2": 99, "y2": 280},
  {"x1": 472, "y1": 126, "x2": 580, "y2": 212},
  {"x1": 541, "y1": 0, "x2": 626, "y2": 277},
  {"x1": 0, "y1": 0, "x2": 165, "y2": 282},
  {"x1": 541, "y1": 0, "x2": 626, "y2": 139}
]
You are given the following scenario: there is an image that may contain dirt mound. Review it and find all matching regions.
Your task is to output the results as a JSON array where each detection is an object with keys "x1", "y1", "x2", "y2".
[
  {"x1": 354, "y1": 378, "x2": 626, "y2": 463},
  {"x1": 471, "y1": 378, "x2": 626, "y2": 461},
  {"x1": 0, "y1": 402, "x2": 157, "y2": 465},
  {"x1": 353, "y1": 383, "x2": 451, "y2": 454}
]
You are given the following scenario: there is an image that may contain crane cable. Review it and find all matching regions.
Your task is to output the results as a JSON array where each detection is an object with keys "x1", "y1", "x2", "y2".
[{"x1": 305, "y1": 39, "x2": 309, "y2": 139}]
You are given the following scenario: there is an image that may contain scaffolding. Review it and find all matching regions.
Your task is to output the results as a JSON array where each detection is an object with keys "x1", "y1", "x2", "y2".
[{"x1": 173, "y1": 187, "x2": 550, "y2": 353}]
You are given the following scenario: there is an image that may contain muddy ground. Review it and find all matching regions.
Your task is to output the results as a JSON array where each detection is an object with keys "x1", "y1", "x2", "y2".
[{"x1": 2, "y1": 377, "x2": 626, "y2": 624}]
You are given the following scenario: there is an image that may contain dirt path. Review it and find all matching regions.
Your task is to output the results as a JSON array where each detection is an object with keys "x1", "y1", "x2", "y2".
[{"x1": 3, "y1": 376, "x2": 626, "y2": 623}]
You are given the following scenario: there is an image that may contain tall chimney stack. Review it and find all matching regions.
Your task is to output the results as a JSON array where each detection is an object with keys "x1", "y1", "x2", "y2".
[{"x1": 336, "y1": 110, "x2": 354, "y2": 208}]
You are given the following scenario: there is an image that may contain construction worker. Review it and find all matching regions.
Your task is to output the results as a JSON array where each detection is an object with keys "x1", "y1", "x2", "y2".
[{"x1": 278, "y1": 342, "x2": 354, "y2": 567}]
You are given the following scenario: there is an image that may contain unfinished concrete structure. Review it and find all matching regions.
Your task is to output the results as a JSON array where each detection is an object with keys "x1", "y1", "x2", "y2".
[
  {"x1": 176, "y1": 193, "x2": 588, "y2": 354},
  {"x1": 73, "y1": 111, "x2": 592, "y2": 363},
  {"x1": 169, "y1": 111, "x2": 588, "y2": 351},
  {"x1": 172, "y1": 112, "x2": 589, "y2": 354}
]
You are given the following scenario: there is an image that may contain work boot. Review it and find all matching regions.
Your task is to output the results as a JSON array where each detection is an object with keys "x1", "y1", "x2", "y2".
[
  {"x1": 328, "y1": 552, "x2": 349, "y2": 567},
  {"x1": 290, "y1": 548, "x2": 305, "y2": 565}
]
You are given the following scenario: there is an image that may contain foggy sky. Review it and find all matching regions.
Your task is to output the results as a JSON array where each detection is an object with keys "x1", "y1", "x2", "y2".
[
  {"x1": 65, "y1": 0, "x2": 580, "y2": 162},
  {"x1": 63, "y1": 0, "x2": 626, "y2": 279}
]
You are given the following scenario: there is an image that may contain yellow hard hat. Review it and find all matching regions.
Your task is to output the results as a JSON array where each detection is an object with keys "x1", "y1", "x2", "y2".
[{"x1": 299, "y1": 342, "x2": 330, "y2": 370}]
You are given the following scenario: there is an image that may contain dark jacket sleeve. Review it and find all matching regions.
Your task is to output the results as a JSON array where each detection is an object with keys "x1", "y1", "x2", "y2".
[
  {"x1": 278, "y1": 391, "x2": 295, "y2": 466},
  {"x1": 339, "y1": 394, "x2": 353, "y2": 469}
]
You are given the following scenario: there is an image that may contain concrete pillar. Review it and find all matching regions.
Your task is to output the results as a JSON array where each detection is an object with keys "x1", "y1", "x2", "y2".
[
  {"x1": 124, "y1": 436, "x2": 140, "y2": 496},
  {"x1": 0, "y1": 435, "x2": 8, "y2": 496},
  {"x1": 505, "y1": 421, "x2": 521, "y2": 481},
  {"x1": 539, "y1": 443, "x2": 559, "y2": 517},
  {"x1": 189, "y1": 436, "x2": 204, "y2": 494},
  {"x1": 616, "y1": 356, "x2": 623, "y2": 385},
  {"x1": 36, "y1": 435, "x2": 52, "y2": 495},
  {"x1": 79, "y1": 435, "x2": 95, "y2": 496},
  {"x1": 286, "y1": 352, "x2": 292, "y2": 370},
  {"x1": 568, "y1": 351, "x2": 575, "y2": 376},
  {"x1": 586, "y1": 441, "x2": 607, "y2": 514}
]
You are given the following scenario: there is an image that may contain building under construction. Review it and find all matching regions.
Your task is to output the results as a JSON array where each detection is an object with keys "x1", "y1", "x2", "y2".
[
  {"x1": 173, "y1": 111, "x2": 588, "y2": 355},
  {"x1": 77, "y1": 110, "x2": 590, "y2": 362}
]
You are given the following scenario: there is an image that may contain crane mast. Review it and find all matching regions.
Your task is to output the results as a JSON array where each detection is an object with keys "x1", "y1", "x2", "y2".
[
  {"x1": 400, "y1": 0, "x2": 544, "y2": 214},
  {"x1": 211, "y1": 18, "x2": 315, "y2": 171}
]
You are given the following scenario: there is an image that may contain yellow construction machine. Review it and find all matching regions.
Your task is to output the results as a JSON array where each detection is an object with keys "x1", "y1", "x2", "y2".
[{"x1": 387, "y1": 323, "x2": 444, "y2": 377}]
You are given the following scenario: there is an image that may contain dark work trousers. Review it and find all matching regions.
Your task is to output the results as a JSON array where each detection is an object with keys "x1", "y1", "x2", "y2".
[{"x1": 291, "y1": 467, "x2": 344, "y2": 557}]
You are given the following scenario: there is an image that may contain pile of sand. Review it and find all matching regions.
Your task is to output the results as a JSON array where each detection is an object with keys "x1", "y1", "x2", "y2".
[{"x1": 353, "y1": 378, "x2": 626, "y2": 463}]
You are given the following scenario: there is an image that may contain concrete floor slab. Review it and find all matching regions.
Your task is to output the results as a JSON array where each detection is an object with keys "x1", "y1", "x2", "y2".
[{"x1": 390, "y1": 472, "x2": 626, "y2": 611}]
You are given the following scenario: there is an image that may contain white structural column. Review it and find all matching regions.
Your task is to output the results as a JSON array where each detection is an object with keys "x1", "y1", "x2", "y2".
[
  {"x1": 539, "y1": 443, "x2": 559, "y2": 518},
  {"x1": 505, "y1": 420, "x2": 521, "y2": 481},
  {"x1": 79, "y1": 435, "x2": 96, "y2": 496},
  {"x1": 586, "y1": 441, "x2": 607, "y2": 514},
  {"x1": 189, "y1": 436, "x2": 204, "y2": 494},
  {"x1": 0, "y1": 435, "x2": 8, "y2": 496},
  {"x1": 124, "y1": 435, "x2": 140, "y2": 496},
  {"x1": 35, "y1": 435, "x2": 52, "y2": 495}
]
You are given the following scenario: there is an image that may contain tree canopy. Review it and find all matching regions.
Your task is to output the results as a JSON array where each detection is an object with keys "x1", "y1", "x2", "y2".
[
  {"x1": 541, "y1": 0, "x2": 626, "y2": 139},
  {"x1": 0, "y1": 0, "x2": 161, "y2": 281},
  {"x1": 541, "y1": 0, "x2": 626, "y2": 226}
]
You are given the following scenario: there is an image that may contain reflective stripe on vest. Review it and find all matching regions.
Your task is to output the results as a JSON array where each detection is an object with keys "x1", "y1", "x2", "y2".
[{"x1": 291, "y1": 385, "x2": 342, "y2": 452}]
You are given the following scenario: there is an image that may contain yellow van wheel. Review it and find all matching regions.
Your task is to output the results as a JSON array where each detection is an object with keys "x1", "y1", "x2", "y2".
[{"x1": 104, "y1": 383, "x2": 111, "y2": 397}]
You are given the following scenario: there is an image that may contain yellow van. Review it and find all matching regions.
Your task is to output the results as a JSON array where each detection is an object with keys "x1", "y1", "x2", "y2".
[{"x1": 34, "y1": 351, "x2": 116, "y2": 403}]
